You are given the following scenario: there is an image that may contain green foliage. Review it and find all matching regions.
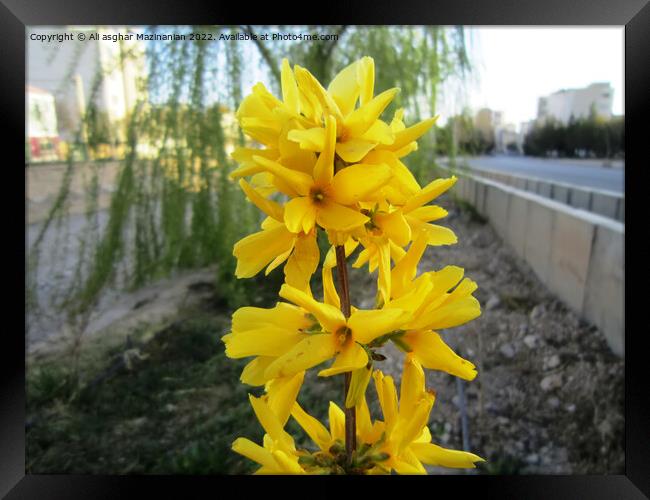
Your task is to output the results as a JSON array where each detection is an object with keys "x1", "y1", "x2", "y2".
[{"x1": 524, "y1": 114, "x2": 624, "y2": 159}]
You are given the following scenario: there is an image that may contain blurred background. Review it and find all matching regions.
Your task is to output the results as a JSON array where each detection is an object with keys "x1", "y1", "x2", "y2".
[{"x1": 25, "y1": 25, "x2": 624, "y2": 475}]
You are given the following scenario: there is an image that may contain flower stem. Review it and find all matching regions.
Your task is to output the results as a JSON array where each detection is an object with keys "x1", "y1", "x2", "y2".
[{"x1": 335, "y1": 245, "x2": 356, "y2": 467}]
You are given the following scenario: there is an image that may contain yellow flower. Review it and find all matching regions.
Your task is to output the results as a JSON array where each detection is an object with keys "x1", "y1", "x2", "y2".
[
  {"x1": 379, "y1": 232, "x2": 482, "y2": 381},
  {"x1": 288, "y1": 357, "x2": 484, "y2": 474},
  {"x1": 289, "y1": 57, "x2": 399, "y2": 163},
  {"x1": 233, "y1": 179, "x2": 319, "y2": 295},
  {"x1": 232, "y1": 384, "x2": 306, "y2": 474},
  {"x1": 252, "y1": 115, "x2": 393, "y2": 235},
  {"x1": 262, "y1": 284, "x2": 407, "y2": 381},
  {"x1": 365, "y1": 356, "x2": 484, "y2": 473},
  {"x1": 222, "y1": 282, "x2": 407, "y2": 388}
]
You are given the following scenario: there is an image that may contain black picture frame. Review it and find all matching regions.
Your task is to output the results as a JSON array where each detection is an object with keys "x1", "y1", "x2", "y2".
[{"x1": 5, "y1": 0, "x2": 648, "y2": 497}]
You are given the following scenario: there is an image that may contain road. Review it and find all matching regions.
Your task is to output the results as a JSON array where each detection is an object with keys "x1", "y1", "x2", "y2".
[{"x1": 455, "y1": 155, "x2": 624, "y2": 194}]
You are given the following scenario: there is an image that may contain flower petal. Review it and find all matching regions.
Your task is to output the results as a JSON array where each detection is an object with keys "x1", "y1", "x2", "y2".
[
  {"x1": 266, "y1": 371, "x2": 305, "y2": 427},
  {"x1": 279, "y1": 284, "x2": 346, "y2": 333},
  {"x1": 403, "y1": 176, "x2": 457, "y2": 213},
  {"x1": 373, "y1": 370, "x2": 399, "y2": 433},
  {"x1": 411, "y1": 442, "x2": 485, "y2": 468},
  {"x1": 375, "y1": 210, "x2": 411, "y2": 247},
  {"x1": 284, "y1": 197, "x2": 317, "y2": 234},
  {"x1": 232, "y1": 437, "x2": 278, "y2": 470},
  {"x1": 345, "y1": 364, "x2": 373, "y2": 408},
  {"x1": 328, "y1": 401, "x2": 346, "y2": 442},
  {"x1": 315, "y1": 201, "x2": 370, "y2": 232},
  {"x1": 330, "y1": 163, "x2": 393, "y2": 205},
  {"x1": 240, "y1": 356, "x2": 276, "y2": 386},
  {"x1": 253, "y1": 155, "x2": 313, "y2": 196},
  {"x1": 239, "y1": 179, "x2": 284, "y2": 222},
  {"x1": 318, "y1": 342, "x2": 369, "y2": 377},
  {"x1": 327, "y1": 59, "x2": 362, "y2": 117},
  {"x1": 399, "y1": 355, "x2": 426, "y2": 421},
  {"x1": 284, "y1": 232, "x2": 320, "y2": 295},
  {"x1": 281, "y1": 58, "x2": 300, "y2": 114},
  {"x1": 287, "y1": 127, "x2": 326, "y2": 152},
  {"x1": 291, "y1": 402, "x2": 332, "y2": 451},
  {"x1": 390, "y1": 232, "x2": 428, "y2": 298},
  {"x1": 335, "y1": 138, "x2": 377, "y2": 163},
  {"x1": 233, "y1": 225, "x2": 296, "y2": 279},
  {"x1": 249, "y1": 394, "x2": 295, "y2": 449},
  {"x1": 313, "y1": 115, "x2": 337, "y2": 186},
  {"x1": 223, "y1": 326, "x2": 306, "y2": 359},
  {"x1": 344, "y1": 88, "x2": 400, "y2": 137},
  {"x1": 348, "y1": 308, "x2": 406, "y2": 344},
  {"x1": 408, "y1": 205, "x2": 448, "y2": 223},
  {"x1": 406, "y1": 330, "x2": 477, "y2": 381},
  {"x1": 264, "y1": 334, "x2": 337, "y2": 379},
  {"x1": 377, "y1": 116, "x2": 438, "y2": 153}
]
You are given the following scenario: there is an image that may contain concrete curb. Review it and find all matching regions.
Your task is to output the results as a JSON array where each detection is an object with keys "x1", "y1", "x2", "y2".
[{"x1": 449, "y1": 170, "x2": 624, "y2": 357}]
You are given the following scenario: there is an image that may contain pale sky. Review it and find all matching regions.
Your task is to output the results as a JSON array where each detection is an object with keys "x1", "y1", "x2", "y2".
[{"x1": 438, "y1": 27, "x2": 624, "y2": 129}]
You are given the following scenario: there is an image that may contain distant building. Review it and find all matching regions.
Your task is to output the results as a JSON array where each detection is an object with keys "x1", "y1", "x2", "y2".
[
  {"x1": 26, "y1": 85, "x2": 61, "y2": 162},
  {"x1": 474, "y1": 108, "x2": 502, "y2": 146},
  {"x1": 495, "y1": 123, "x2": 521, "y2": 154},
  {"x1": 27, "y1": 26, "x2": 147, "y2": 145},
  {"x1": 537, "y1": 83, "x2": 613, "y2": 125}
]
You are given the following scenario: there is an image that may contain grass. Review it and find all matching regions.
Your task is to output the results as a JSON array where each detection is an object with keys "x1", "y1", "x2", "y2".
[{"x1": 26, "y1": 310, "x2": 341, "y2": 474}]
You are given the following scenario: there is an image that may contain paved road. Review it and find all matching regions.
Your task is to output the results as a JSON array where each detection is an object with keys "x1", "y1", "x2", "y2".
[{"x1": 457, "y1": 155, "x2": 624, "y2": 194}]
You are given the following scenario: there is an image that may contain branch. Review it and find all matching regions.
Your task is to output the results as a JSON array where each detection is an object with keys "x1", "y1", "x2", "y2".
[
  {"x1": 242, "y1": 25, "x2": 281, "y2": 87},
  {"x1": 322, "y1": 25, "x2": 348, "y2": 62}
]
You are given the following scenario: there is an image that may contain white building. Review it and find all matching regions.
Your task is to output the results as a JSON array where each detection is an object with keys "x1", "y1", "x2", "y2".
[
  {"x1": 537, "y1": 83, "x2": 613, "y2": 125},
  {"x1": 27, "y1": 85, "x2": 61, "y2": 161},
  {"x1": 495, "y1": 123, "x2": 521, "y2": 154},
  {"x1": 27, "y1": 26, "x2": 147, "y2": 143}
]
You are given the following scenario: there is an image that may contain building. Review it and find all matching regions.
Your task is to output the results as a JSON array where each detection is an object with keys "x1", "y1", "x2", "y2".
[
  {"x1": 473, "y1": 108, "x2": 502, "y2": 148},
  {"x1": 537, "y1": 83, "x2": 613, "y2": 125},
  {"x1": 494, "y1": 123, "x2": 522, "y2": 154},
  {"x1": 26, "y1": 86, "x2": 61, "y2": 162},
  {"x1": 27, "y1": 26, "x2": 147, "y2": 147}
]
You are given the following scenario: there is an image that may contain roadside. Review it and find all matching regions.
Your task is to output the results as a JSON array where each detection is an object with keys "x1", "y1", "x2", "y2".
[{"x1": 25, "y1": 197, "x2": 624, "y2": 475}]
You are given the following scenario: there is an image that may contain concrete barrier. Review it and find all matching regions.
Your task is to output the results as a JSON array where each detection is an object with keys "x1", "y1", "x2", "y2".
[
  {"x1": 449, "y1": 169, "x2": 624, "y2": 357},
  {"x1": 450, "y1": 164, "x2": 624, "y2": 223}
]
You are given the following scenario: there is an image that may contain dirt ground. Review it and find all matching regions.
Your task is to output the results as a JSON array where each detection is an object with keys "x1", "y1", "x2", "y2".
[
  {"x1": 26, "y1": 197, "x2": 624, "y2": 475},
  {"x1": 345, "y1": 199, "x2": 624, "y2": 474}
]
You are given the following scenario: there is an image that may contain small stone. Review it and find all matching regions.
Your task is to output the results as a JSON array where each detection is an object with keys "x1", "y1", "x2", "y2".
[
  {"x1": 530, "y1": 304, "x2": 546, "y2": 321},
  {"x1": 499, "y1": 343, "x2": 516, "y2": 359},
  {"x1": 544, "y1": 354, "x2": 561, "y2": 370},
  {"x1": 598, "y1": 420, "x2": 613, "y2": 436},
  {"x1": 497, "y1": 416, "x2": 510, "y2": 425},
  {"x1": 540, "y1": 373, "x2": 563, "y2": 392},
  {"x1": 566, "y1": 404, "x2": 576, "y2": 413},
  {"x1": 523, "y1": 334, "x2": 539, "y2": 349},
  {"x1": 486, "y1": 295, "x2": 501, "y2": 311},
  {"x1": 547, "y1": 397, "x2": 561, "y2": 409},
  {"x1": 525, "y1": 453, "x2": 540, "y2": 465}
]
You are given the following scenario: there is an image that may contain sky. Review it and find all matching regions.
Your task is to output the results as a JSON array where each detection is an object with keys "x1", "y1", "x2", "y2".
[
  {"x1": 438, "y1": 27, "x2": 624, "y2": 129},
  {"x1": 30, "y1": 26, "x2": 624, "y2": 132}
]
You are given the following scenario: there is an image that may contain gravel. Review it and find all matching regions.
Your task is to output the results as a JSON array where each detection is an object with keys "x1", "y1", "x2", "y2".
[{"x1": 349, "y1": 198, "x2": 624, "y2": 474}]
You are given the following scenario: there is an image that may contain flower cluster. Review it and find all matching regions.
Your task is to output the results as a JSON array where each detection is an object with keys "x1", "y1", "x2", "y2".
[{"x1": 223, "y1": 57, "x2": 484, "y2": 474}]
